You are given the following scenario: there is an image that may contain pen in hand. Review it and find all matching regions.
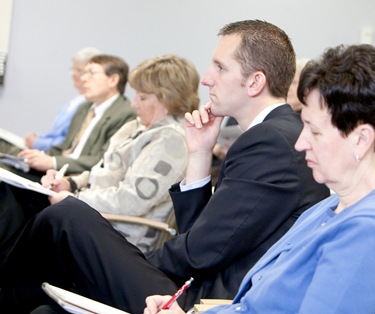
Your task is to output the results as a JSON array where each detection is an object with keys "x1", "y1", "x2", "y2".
[
  {"x1": 49, "y1": 163, "x2": 69, "y2": 189},
  {"x1": 162, "y1": 277, "x2": 194, "y2": 310}
]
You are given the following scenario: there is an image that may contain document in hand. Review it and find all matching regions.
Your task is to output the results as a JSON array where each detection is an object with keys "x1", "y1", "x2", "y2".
[
  {"x1": 42, "y1": 283, "x2": 130, "y2": 314},
  {"x1": 0, "y1": 127, "x2": 27, "y2": 149},
  {"x1": 0, "y1": 167, "x2": 56, "y2": 196},
  {"x1": 0, "y1": 152, "x2": 30, "y2": 172}
]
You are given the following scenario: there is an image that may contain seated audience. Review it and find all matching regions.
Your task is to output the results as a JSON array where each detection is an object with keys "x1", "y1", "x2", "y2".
[
  {"x1": 3, "y1": 54, "x2": 136, "y2": 180},
  {"x1": 0, "y1": 47, "x2": 101, "y2": 154},
  {"x1": 42, "y1": 54, "x2": 200, "y2": 252},
  {"x1": 24, "y1": 47, "x2": 102, "y2": 151},
  {"x1": 145, "y1": 43, "x2": 375, "y2": 314},
  {"x1": 0, "y1": 54, "x2": 198, "y2": 261},
  {"x1": 0, "y1": 53, "x2": 136, "y2": 264},
  {"x1": 0, "y1": 20, "x2": 329, "y2": 314}
]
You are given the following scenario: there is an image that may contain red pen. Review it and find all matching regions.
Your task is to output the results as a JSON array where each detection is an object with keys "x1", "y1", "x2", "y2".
[{"x1": 162, "y1": 277, "x2": 194, "y2": 310}]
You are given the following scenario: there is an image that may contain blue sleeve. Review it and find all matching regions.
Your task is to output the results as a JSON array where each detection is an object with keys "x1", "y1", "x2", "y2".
[
  {"x1": 32, "y1": 102, "x2": 78, "y2": 151},
  {"x1": 33, "y1": 133, "x2": 67, "y2": 151}
]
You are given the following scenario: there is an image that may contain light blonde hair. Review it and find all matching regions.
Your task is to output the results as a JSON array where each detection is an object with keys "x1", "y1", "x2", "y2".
[{"x1": 129, "y1": 54, "x2": 200, "y2": 117}]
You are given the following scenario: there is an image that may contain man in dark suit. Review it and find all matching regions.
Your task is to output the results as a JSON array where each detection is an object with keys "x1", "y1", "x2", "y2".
[{"x1": 0, "y1": 20, "x2": 329, "y2": 314}]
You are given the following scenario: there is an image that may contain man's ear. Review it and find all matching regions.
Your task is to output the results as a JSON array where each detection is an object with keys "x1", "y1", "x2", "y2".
[
  {"x1": 108, "y1": 73, "x2": 120, "y2": 89},
  {"x1": 245, "y1": 71, "x2": 267, "y2": 97}
]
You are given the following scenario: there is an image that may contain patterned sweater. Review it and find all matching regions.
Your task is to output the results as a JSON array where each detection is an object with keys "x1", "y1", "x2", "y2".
[{"x1": 72, "y1": 116, "x2": 187, "y2": 252}]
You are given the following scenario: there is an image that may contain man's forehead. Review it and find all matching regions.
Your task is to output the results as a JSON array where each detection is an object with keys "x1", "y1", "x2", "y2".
[
  {"x1": 85, "y1": 62, "x2": 102, "y2": 69},
  {"x1": 216, "y1": 34, "x2": 240, "y2": 52},
  {"x1": 213, "y1": 35, "x2": 240, "y2": 63}
]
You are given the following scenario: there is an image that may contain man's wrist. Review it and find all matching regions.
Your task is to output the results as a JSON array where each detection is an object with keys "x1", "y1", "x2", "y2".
[{"x1": 180, "y1": 176, "x2": 211, "y2": 192}]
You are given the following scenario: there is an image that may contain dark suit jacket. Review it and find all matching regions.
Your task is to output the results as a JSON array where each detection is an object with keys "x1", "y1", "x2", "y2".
[
  {"x1": 49, "y1": 95, "x2": 136, "y2": 174},
  {"x1": 146, "y1": 105, "x2": 330, "y2": 306}
]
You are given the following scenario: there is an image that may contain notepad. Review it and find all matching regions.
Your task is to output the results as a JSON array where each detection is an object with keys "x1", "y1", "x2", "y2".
[
  {"x1": 0, "y1": 152, "x2": 30, "y2": 172},
  {"x1": 42, "y1": 283, "x2": 129, "y2": 314},
  {"x1": 0, "y1": 167, "x2": 56, "y2": 196}
]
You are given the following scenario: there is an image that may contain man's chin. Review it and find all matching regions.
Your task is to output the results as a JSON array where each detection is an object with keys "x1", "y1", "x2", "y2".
[{"x1": 209, "y1": 105, "x2": 226, "y2": 117}]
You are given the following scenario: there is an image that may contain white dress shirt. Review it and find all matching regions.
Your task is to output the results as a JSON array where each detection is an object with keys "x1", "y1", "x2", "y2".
[{"x1": 68, "y1": 93, "x2": 119, "y2": 159}]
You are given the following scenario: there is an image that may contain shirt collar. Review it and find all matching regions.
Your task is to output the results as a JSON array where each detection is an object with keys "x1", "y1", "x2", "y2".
[
  {"x1": 91, "y1": 93, "x2": 119, "y2": 116},
  {"x1": 247, "y1": 103, "x2": 285, "y2": 130}
]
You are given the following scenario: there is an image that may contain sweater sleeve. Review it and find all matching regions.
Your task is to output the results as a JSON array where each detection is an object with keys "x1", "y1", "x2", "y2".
[{"x1": 77, "y1": 127, "x2": 187, "y2": 217}]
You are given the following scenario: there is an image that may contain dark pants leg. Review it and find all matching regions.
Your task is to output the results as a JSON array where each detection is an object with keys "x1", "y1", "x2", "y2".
[
  {"x1": 0, "y1": 196, "x2": 179, "y2": 314},
  {"x1": 30, "y1": 304, "x2": 68, "y2": 314},
  {"x1": 0, "y1": 182, "x2": 50, "y2": 269}
]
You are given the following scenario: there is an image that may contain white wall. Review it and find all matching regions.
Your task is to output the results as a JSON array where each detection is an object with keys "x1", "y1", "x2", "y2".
[{"x1": 0, "y1": 0, "x2": 374, "y2": 136}]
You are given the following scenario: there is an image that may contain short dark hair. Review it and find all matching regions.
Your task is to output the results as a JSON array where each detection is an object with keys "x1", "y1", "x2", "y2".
[
  {"x1": 298, "y1": 44, "x2": 375, "y2": 136},
  {"x1": 89, "y1": 54, "x2": 129, "y2": 94},
  {"x1": 219, "y1": 20, "x2": 296, "y2": 98}
]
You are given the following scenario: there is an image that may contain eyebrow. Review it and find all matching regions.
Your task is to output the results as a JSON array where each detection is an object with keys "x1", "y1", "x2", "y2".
[{"x1": 212, "y1": 58, "x2": 222, "y2": 66}]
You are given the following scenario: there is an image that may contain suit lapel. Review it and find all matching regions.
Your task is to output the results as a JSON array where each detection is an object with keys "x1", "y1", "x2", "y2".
[{"x1": 80, "y1": 96, "x2": 123, "y2": 153}]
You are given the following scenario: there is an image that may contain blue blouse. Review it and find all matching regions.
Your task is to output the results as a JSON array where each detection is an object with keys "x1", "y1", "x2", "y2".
[{"x1": 205, "y1": 190, "x2": 375, "y2": 314}]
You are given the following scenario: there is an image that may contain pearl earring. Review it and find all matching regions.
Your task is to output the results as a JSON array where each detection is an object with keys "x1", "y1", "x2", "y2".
[{"x1": 355, "y1": 154, "x2": 360, "y2": 162}]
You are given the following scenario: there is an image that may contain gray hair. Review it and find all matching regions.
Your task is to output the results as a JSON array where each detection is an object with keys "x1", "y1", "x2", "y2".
[{"x1": 72, "y1": 47, "x2": 102, "y2": 63}]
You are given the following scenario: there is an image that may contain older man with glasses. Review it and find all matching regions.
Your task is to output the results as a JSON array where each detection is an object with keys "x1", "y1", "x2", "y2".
[{"x1": 0, "y1": 54, "x2": 136, "y2": 271}]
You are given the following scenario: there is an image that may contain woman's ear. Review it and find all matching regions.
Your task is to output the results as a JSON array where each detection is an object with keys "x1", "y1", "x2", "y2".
[
  {"x1": 245, "y1": 71, "x2": 267, "y2": 97},
  {"x1": 354, "y1": 124, "x2": 375, "y2": 159}
]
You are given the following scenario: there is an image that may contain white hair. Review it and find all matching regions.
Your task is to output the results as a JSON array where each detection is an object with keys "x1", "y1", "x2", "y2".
[{"x1": 72, "y1": 47, "x2": 102, "y2": 63}]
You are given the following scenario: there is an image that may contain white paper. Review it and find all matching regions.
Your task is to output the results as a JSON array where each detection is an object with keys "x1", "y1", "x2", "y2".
[
  {"x1": 0, "y1": 127, "x2": 27, "y2": 149},
  {"x1": 42, "y1": 283, "x2": 130, "y2": 314},
  {"x1": 0, "y1": 152, "x2": 30, "y2": 172},
  {"x1": 0, "y1": 167, "x2": 56, "y2": 196}
]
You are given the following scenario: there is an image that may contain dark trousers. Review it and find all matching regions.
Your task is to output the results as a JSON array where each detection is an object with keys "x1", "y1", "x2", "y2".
[
  {"x1": 0, "y1": 181, "x2": 50, "y2": 269},
  {"x1": 0, "y1": 197, "x2": 180, "y2": 314}
]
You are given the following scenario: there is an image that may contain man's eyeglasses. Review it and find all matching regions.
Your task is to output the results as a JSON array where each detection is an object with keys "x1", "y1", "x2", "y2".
[{"x1": 81, "y1": 70, "x2": 106, "y2": 78}]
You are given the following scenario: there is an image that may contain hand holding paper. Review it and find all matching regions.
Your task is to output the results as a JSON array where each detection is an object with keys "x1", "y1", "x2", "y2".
[
  {"x1": 18, "y1": 149, "x2": 54, "y2": 171},
  {"x1": 0, "y1": 167, "x2": 56, "y2": 196}
]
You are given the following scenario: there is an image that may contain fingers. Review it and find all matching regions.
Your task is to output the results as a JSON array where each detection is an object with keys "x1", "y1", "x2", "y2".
[
  {"x1": 18, "y1": 149, "x2": 52, "y2": 171},
  {"x1": 185, "y1": 104, "x2": 212, "y2": 128},
  {"x1": 144, "y1": 295, "x2": 163, "y2": 314},
  {"x1": 18, "y1": 149, "x2": 44, "y2": 160},
  {"x1": 41, "y1": 174, "x2": 51, "y2": 187}
]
